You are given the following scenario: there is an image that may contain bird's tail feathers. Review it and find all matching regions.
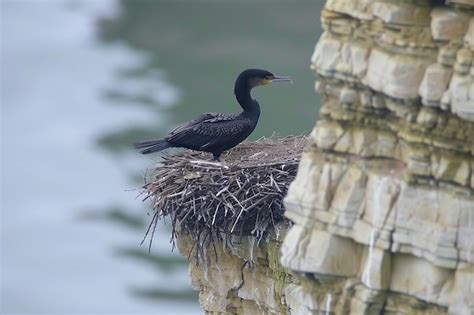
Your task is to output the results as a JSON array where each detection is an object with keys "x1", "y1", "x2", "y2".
[{"x1": 133, "y1": 139, "x2": 171, "y2": 154}]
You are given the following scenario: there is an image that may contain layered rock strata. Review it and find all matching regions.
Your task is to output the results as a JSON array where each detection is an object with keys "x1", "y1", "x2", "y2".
[{"x1": 282, "y1": 0, "x2": 474, "y2": 314}]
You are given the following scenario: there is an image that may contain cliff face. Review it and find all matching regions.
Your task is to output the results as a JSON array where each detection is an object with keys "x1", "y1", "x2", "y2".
[
  {"x1": 176, "y1": 1, "x2": 474, "y2": 314},
  {"x1": 282, "y1": 0, "x2": 473, "y2": 313}
]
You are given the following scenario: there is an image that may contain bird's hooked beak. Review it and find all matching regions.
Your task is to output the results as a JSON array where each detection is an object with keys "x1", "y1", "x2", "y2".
[{"x1": 261, "y1": 75, "x2": 293, "y2": 86}]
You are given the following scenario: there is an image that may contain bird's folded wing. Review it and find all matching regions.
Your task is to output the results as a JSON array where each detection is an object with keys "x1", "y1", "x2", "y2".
[
  {"x1": 168, "y1": 112, "x2": 219, "y2": 136},
  {"x1": 196, "y1": 116, "x2": 246, "y2": 136},
  {"x1": 167, "y1": 114, "x2": 248, "y2": 149}
]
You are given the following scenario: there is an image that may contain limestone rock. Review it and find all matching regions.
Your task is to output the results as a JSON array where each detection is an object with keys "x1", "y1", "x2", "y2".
[
  {"x1": 431, "y1": 7, "x2": 470, "y2": 41},
  {"x1": 284, "y1": 284, "x2": 319, "y2": 315},
  {"x1": 339, "y1": 87, "x2": 358, "y2": 104},
  {"x1": 457, "y1": 200, "x2": 474, "y2": 263},
  {"x1": 311, "y1": 119, "x2": 344, "y2": 149},
  {"x1": 392, "y1": 184, "x2": 461, "y2": 267},
  {"x1": 363, "y1": 173, "x2": 400, "y2": 231},
  {"x1": 238, "y1": 266, "x2": 279, "y2": 312},
  {"x1": 281, "y1": 226, "x2": 363, "y2": 277},
  {"x1": 324, "y1": 0, "x2": 374, "y2": 20},
  {"x1": 419, "y1": 63, "x2": 452, "y2": 106},
  {"x1": 447, "y1": 73, "x2": 474, "y2": 121},
  {"x1": 351, "y1": 128, "x2": 378, "y2": 156},
  {"x1": 371, "y1": 2, "x2": 431, "y2": 26},
  {"x1": 438, "y1": 42, "x2": 460, "y2": 67},
  {"x1": 464, "y1": 18, "x2": 474, "y2": 48},
  {"x1": 311, "y1": 33, "x2": 370, "y2": 80},
  {"x1": 283, "y1": 0, "x2": 474, "y2": 313},
  {"x1": 360, "y1": 246, "x2": 391, "y2": 290},
  {"x1": 390, "y1": 254, "x2": 453, "y2": 306},
  {"x1": 330, "y1": 166, "x2": 366, "y2": 227},
  {"x1": 363, "y1": 48, "x2": 432, "y2": 99},
  {"x1": 311, "y1": 34, "x2": 342, "y2": 74},
  {"x1": 449, "y1": 264, "x2": 474, "y2": 315},
  {"x1": 176, "y1": 235, "x2": 245, "y2": 312},
  {"x1": 284, "y1": 153, "x2": 334, "y2": 217}
]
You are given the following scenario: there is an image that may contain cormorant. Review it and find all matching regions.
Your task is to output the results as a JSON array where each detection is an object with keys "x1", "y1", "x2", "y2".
[{"x1": 134, "y1": 69, "x2": 292, "y2": 160}]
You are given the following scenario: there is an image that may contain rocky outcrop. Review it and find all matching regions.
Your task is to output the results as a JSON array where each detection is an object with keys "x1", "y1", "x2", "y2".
[
  {"x1": 177, "y1": 227, "x2": 293, "y2": 315},
  {"x1": 282, "y1": 0, "x2": 474, "y2": 314},
  {"x1": 174, "y1": 1, "x2": 474, "y2": 314}
]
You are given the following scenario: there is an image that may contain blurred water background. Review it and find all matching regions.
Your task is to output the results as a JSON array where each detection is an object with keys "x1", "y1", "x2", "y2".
[{"x1": 1, "y1": 0, "x2": 322, "y2": 313}]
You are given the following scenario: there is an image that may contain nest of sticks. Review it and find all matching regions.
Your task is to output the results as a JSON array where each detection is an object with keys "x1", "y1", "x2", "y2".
[{"x1": 141, "y1": 136, "x2": 306, "y2": 255}]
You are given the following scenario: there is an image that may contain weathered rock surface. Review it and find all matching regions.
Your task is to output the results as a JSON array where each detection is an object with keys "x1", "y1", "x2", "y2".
[
  {"x1": 176, "y1": 227, "x2": 293, "y2": 314},
  {"x1": 282, "y1": 0, "x2": 474, "y2": 314}
]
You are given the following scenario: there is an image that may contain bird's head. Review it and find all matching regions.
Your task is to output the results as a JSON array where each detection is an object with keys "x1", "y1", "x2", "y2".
[{"x1": 236, "y1": 69, "x2": 292, "y2": 89}]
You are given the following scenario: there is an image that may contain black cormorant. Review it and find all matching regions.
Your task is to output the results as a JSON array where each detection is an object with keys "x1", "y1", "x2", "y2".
[{"x1": 134, "y1": 69, "x2": 292, "y2": 160}]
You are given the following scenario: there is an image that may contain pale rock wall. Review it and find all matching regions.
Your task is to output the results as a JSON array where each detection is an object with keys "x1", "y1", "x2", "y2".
[
  {"x1": 177, "y1": 226, "x2": 294, "y2": 315},
  {"x1": 282, "y1": 0, "x2": 474, "y2": 314},
  {"x1": 177, "y1": 1, "x2": 474, "y2": 314}
]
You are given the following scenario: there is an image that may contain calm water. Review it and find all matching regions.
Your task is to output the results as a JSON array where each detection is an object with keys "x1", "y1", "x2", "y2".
[
  {"x1": 2, "y1": 0, "x2": 198, "y2": 313},
  {"x1": 2, "y1": 0, "x2": 323, "y2": 313}
]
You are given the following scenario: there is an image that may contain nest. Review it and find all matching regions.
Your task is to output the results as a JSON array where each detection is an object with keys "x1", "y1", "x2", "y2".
[{"x1": 141, "y1": 136, "x2": 307, "y2": 254}]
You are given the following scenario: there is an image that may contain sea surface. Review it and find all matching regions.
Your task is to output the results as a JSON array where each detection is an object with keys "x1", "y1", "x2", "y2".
[{"x1": 2, "y1": 0, "x2": 199, "y2": 313}]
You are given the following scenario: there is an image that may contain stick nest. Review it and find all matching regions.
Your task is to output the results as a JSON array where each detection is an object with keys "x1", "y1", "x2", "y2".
[{"x1": 141, "y1": 136, "x2": 306, "y2": 252}]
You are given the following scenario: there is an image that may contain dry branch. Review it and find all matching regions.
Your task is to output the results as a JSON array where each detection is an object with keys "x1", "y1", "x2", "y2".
[{"x1": 141, "y1": 136, "x2": 307, "y2": 255}]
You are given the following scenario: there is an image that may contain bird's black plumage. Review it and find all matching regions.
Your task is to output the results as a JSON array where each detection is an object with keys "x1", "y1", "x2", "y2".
[{"x1": 134, "y1": 69, "x2": 291, "y2": 160}]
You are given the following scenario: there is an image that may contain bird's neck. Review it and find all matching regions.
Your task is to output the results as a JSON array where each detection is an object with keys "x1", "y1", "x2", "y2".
[{"x1": 234, "y1": 81, "x2": 260, "y2": 116}]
